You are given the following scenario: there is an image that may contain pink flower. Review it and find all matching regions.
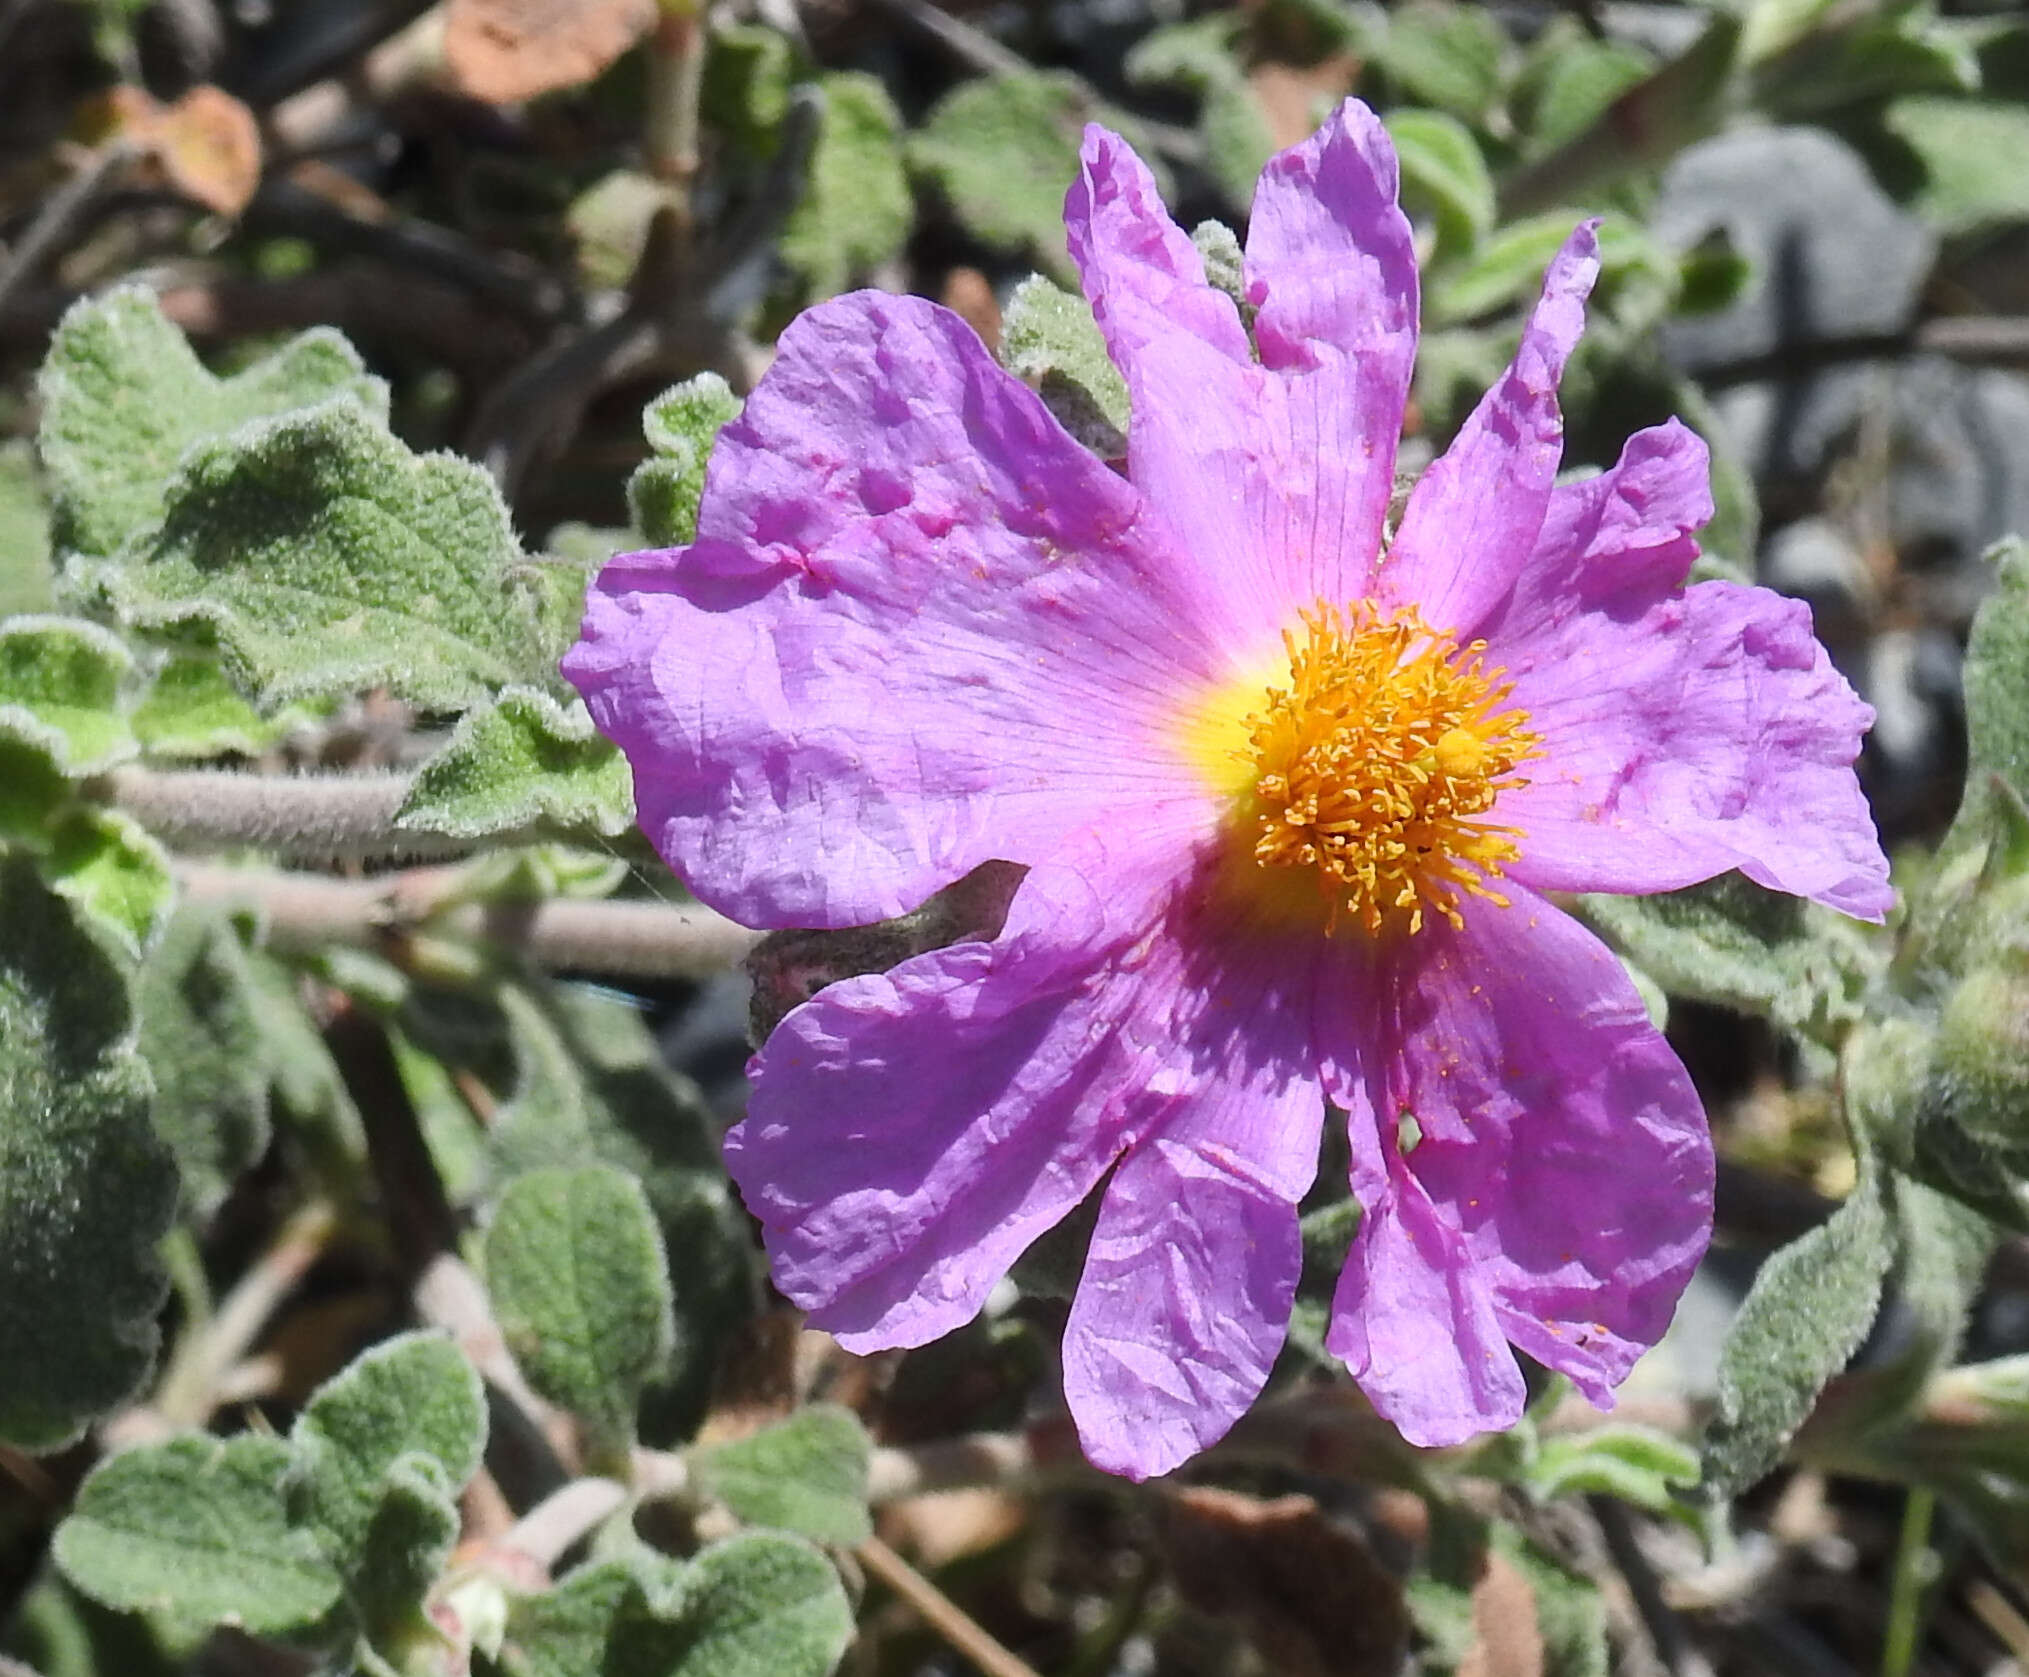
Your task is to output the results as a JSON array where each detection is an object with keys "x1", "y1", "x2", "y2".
[{"x1": 564, "y1": 100, "x2": 1889, "y2": 1479}]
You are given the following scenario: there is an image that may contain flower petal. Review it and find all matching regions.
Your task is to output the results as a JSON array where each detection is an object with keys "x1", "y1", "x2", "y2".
[
  {"x1": 1066, "y1": 125, "x2": 1252, "y2": 373},
  {"x1": 1384, "y1": 223, "x2": 1600, "y2": 636},
  {"x1": 563, "y1": 292, "x2": 1223, "y2": 929},
  {"x1": 1383, "y1": 887, "x2": 1712, "y2": 1409},
  {"x1": 1314, "y1": 886, "x2": 1710, "y2": 1440},
  {"x1": 1498, "y1": 573, "x2": 1891, "y2": 919},
  {"x1": 1066, "y1": 103, "x2": 1418, "y2": 665},
  {"x1": 1062, "y1": 938, "x2": 1325, "y2": 1480},
  {"x1": 1325, "y1": 1154, "x2": 1528, "y2": 1446},
  {"x1": 724, "y1": 821, "x2": 1207, "y2": 1349}
]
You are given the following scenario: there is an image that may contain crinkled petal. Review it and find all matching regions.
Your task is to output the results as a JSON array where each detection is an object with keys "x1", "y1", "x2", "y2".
[
  {"x1": 1066, "y1": 104, "x2": 1418, "y2": 666},
  {"x1": 1326, "y1": 1160, "x2": 1528, "y2": 1447},
  {"x1": 564, "y1": 291, "x2": 1221, "y2": 930},
  {"x1": 1066, "y1": 125, "x2": 1252, "y2": 373},
  {"x1": 723, "y1": 828, "x2": 1195, "y2": 1348},
  {"x1": 1381, "y1": 887, "x2": 1712, "y2": 1409},
  {"x1": 1384, "y1": 224, "x2": 1599, "y2": 635},
  {"x1": 1498, "y1": 573, "x2": 1891, "y2": 919},
  {"x1": 1062, "y1": 932, "x2": 1325, "y2": 1480},
  {"x1": 1314, "y1": 886, "x2": 1710, "y2": 1439}
]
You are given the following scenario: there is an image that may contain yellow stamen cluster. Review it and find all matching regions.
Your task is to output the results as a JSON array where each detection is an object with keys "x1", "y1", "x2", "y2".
[{"x1": 1239, "y1": 604, "x2": 1538, "y2": 936}]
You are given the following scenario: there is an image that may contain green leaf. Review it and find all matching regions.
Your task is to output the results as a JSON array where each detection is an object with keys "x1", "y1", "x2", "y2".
[
  {"x1": 346, "y1": 1451, "x2": 465, "y2": 1656},
  {"x1": 1886, "y1": 98, "x2": 2029, "y2": 235},
  {"x1": 137, "y1": 905, "x2": 273, "y2": 1218},
  {"x1": 1576, "y1": 873, "x2": 1875, "y2": 1047},
  {"x1": 36, "y1": 288, "x2": 386, "y2": 559},
  {"x1": 497, "y1": 1534, "x2": 853, "y2": 1677},
  {"x1": 1518, "y1": 24, "x2": 1652, "y2": 153},
  {"x1": 82, "y1": 400, "x2": 546, "y2": 712},
  {"x1": 130, "y1": 654, "x2": 307, "y2": 760},
  {"x1": 1376, "y1": 3, "x2": 1509, "y2": 124},
  {"x1": 486, "y1": 1166, "x2": 675, "y2": 1457},
  {"x1": 44, "y1": 807, "x2": 175, "y2": 958},
  {"x1": 484, "y1": 983, "x2": 748, "y2": 1442},
  {"x1": 1761, "y1": 11, "x2": 1979, "y2": 117},
  {"x1": 399, "y1": 688, "x2": 634, "y2": 843},
  {"x1": 0, "y1": 616, "x2": 135, "y2": 775},
  {"x1": 1703, "y1": 1140, "x2": 1893, "y2": 1498},
  {"x1": 0, "y1": 439, "x2": 55, "y2": 616},
  {"x1": 0, "y1": 851, "x2": 174, "y2": 1449},
  {"x1": 690, "y1": 1406, "x2": 873, "y2": 1546},
  {"x1": 1523, "y1": 1426, "x2": 1700, "y2": 1512},
  {"x1": 629, "y1": 375, "x2": 744, "y2": 549},
  {"x1": 999, "y1": 276, "x2": 1130, "y2": 459},
  {"x1": 288, "y1": 1332, "x2": 487, "y2": 1567},
  {"x1": 1958, "y1": 538, "x2": 2029, "y2": 814},
  {"x1": 782, "y1": 74, "x2": 912, "y2": 298},
  {"x1": 1427, "y1": 214, "x2": 1670, "y2": 325},
  {"x1": 1385, "y1": 108, "x2": 1494, "y2": 256},
  {"x1": 910, "y1": 73, "x2": 1118, "y2": 283},
  {"x1": 54, "y1": 1435, "x2": 342, "y2": 1636},
  {"x1": 1124, "y1": 18, "x2": 1271, "y2": 210}
]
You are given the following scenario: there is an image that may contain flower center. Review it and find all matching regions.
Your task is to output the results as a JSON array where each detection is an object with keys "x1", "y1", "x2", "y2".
[{"x1": 1234, "y1": 604, "x2": 1537, "y2": 936}]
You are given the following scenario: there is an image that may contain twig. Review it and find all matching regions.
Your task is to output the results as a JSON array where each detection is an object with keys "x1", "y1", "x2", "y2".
[
  {"x1": 1589, "y1": 1494, "x2": 1712, "y2": 1677},
  {"x1": 174, "y1": 861, "x2": 761, "y2": 981},
  {"x1": 643, "y1": 5, "x2": 708, "y2": 191},
  {"x1": 864, "y1": 0, "x2": 1198, "y2": 166},
  {"x1": 0, "y1": 141, "x2": 139, "y2": 315},
  {"x1": 504, "y1": 1478, "x2": 630, "y2": 1569},
  {"x1": 97, "y1": 765, "x2": 441, "y2": 862},
  {"x1": 866, "y1": 1431, "x2": 1038, "y2": 1504},
  {"x1": 856, "y1": 1534, "x2": 1045, "y2": 1677},
  {"x1": 156, "y1": 1201, "x2": 338, "y2": 1426}
]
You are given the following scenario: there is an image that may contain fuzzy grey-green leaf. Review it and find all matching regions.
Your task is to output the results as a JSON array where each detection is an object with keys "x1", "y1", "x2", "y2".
[
  {"x1": 1703, "y1": 1143, "x2": 1893, "y2": 1498},
  {"x1": 629, "y1": 375, "x2": 743, "y2": 549},
  {"x1": 497, "y1": 1534, "x2": 852, "y2": 1677},
  {"x1": 690, "y1": 1406, "x2": 873, "y2": 1546},
  {"x1": 54, "y1": 1435, "x2": 341, "y2": 1635},
  {"x1": 0, "y1": 851, "x2": 174, "y2": 1449},
  {"x1": 37, "y1": 288, "x2": 387, "y2": 559},
  {"x1": 487, "y1": 1165, "x2": 675, "y2": 1453},
  {"x1": 909, "y1": 73, "x2": 1109, "y2": 282},
  {"x1": 0, "y1": 617, "x2": 135, "y2": 775},
  {"x1": 781, "y1": 74, "x2": 912, "y2": 299},
  {"x1": 45, "y1": 807, "x2": 175, "y2": 959},
  {"x1": 131, "y1": 654, "x2": 309, "y2": 760},
  {"x1": 288, "y1": 1332, "x2": 487, "y2": 1565},
  {"x1": 1385, "y1": 108, "x2": 1494, "y2": 254},
  {"x1": 399, "y1": 688, "x2": 634, "y2": 842},
  {"x1": 1577, "y1": 872, "x2": 1875, "y2": 1047},
  {"x1": 86, "y1": 399, "x2": 544, "y2": 712},
  {"x1": 1000, "y1": 276, "x2": 1130, "y2": 459},
  {"x1": 138, "y1": 906, "x2": 273, "y2": 1218}
]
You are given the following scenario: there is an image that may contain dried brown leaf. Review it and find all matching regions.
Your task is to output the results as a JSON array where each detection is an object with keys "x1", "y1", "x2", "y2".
[
  {"x1": 1457, "y1": 1549, "x2": 1545, "y2": 1677},
  {"x1": 445, "y1": 0, "x2": 657, "y2": 103},
  {"x1": 1162, "y1": 1486, "x2": 1408, "y2": 1677},
  {"x1": 75, "y1": 84, "x2": 262, "y2": 215},
  {"x1": 153, "y1": 86, "x2": 262, "y2": 215}
]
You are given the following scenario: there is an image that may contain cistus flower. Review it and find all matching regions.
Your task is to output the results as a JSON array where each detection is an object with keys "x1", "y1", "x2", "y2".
[{"x1": 564, "y1": 99, "x2": 1891, "y2": 1479}]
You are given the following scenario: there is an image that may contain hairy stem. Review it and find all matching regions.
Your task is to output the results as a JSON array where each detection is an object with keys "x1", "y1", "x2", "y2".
[
  {"x1": 173, "y1": 860, "x2": 759, "y2": 981},
  {"x1": 95, "y1": 764, "x2": 456, "y2": 863}
]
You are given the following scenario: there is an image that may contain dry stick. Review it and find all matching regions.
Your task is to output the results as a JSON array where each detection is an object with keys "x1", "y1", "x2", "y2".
[
  {"x1": 856, "y1": 1535, "x2": 1044, "y2": 1677},
  {"x1": 174, "y1": 860, "x2": 760, "y2": 981},
  {"x1": 0, "y1": 140, "x2": 138, "y2": 315},
  {"x1": 155, "y1": 1200, "x2": 339, "y2": 1427}
]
